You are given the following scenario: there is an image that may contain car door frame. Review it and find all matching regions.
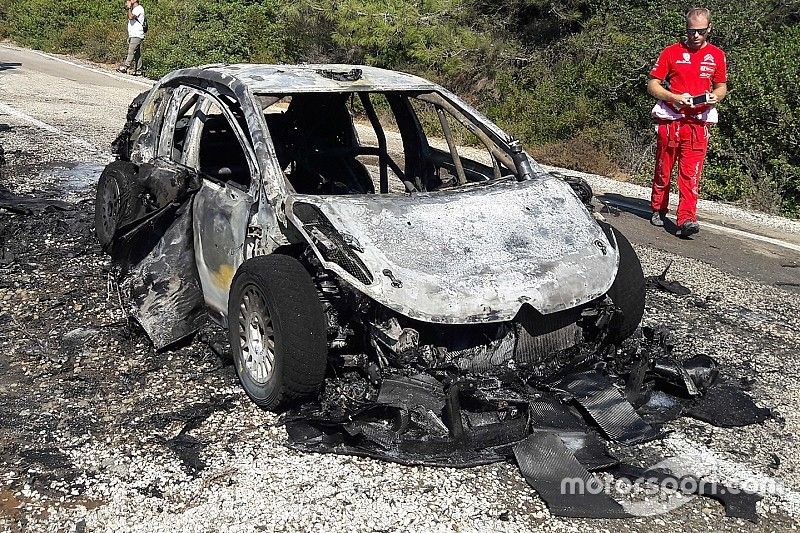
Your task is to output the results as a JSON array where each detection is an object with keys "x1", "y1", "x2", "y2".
[{"x1": 181, "y1": 88, "x2": 263, "y2": 316}]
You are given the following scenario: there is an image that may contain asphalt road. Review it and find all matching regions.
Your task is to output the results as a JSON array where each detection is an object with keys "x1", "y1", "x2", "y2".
[
  {"x1": 592, "y1": 195, "x2": 800, "y2": 293},
  {"x1": 2, "y1": 43, "x2": 800, "y2": 532}
]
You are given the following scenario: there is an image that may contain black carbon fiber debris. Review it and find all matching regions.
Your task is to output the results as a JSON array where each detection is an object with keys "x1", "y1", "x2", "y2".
[
  {"x1": 286, "y1": 340, "x2": 770, "y2": 521},
  {"x1": 555, "y1": 371, "x2": 660, "y2": 445},
  {"x1": 377, "y1": 374, "x2": 445, "y2": 411},
  {"x1": 513, "y1": 432, "x2": 631, "y2": 518},
  {"x1": 537, "y1": 429, "x2": 618, "y2": 471},
  {"x1": 610, "y1": 464, "x2": 762, "y2": 522},
  {"x1": 528, "y1": 395, "x2": 587, "y2": 431},
  {"x1": 527, "y1": 396, "x2": 617, "y2": 470}
]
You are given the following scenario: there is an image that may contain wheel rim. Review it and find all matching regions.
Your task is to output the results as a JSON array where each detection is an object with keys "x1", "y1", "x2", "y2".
[
  {"x1": 237, "y1": 284, "x2": 275, "y2": 385},
  {"x1": 100, "y1": 177, "x2": 121, "y2": 236}
]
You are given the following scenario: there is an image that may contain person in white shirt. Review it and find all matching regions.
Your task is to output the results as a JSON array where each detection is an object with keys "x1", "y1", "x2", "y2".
[{"x1": 118, "y1": 0, "x2": 145, "y2": 75}]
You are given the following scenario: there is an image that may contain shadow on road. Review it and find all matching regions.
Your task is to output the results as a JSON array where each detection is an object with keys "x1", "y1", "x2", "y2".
[{"x1": 599, "y1": 192, "x2": 681, "y2": 236}]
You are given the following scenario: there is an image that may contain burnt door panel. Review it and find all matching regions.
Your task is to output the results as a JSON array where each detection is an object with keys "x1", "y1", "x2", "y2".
[{"x1": 193, "y1": 178, "x2": 253, "y2": 314}]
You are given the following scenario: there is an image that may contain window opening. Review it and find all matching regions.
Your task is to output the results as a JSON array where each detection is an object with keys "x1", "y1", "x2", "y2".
[{"x1": 196, "y1": 100, "x2": 252, "y2": 189}]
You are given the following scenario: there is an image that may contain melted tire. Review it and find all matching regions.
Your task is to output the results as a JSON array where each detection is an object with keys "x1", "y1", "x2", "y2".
[
  {"x1": 94, "y1": 161, "x2": 140, "y2": 247},
  {"x1": 227, "y1": 255, "x2": 328, "y2": 411},
  {"x1": 602, "y1": 223, "x2": 646, "y2": 342}
]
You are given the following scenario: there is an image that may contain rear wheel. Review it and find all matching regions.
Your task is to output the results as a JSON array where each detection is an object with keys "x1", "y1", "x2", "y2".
[
  {"x1": 94, "y1": 161, "x2": 140, "y2": 247},
  {"x1": 227, "y1": 255, "x2": 328, "y2": 411},
  {"x1": 601, "y1": 222, "x2": 646, "y2": 342}
]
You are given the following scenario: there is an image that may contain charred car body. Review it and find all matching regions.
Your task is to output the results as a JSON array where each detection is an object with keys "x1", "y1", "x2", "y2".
[
  {"x1": 96, "y1": 66, "x2": 775, "y2": 521},
  {"x1": 96, "y1": 64, "x2": 645, "y2": 411}
]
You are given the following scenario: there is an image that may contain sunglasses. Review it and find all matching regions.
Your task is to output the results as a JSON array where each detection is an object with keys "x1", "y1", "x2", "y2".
[{"x1": 686, "y1": 27, "x2": 709, "y2": 36}]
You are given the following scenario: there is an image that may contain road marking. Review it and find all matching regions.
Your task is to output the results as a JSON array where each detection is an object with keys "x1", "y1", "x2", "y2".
[
  {"x1": 601, "y1": 196, "x2": 800, "y2": 254},
  {"x1": 0, "y1": 43, "x2": 153, "y2": 89},
  {"x1": 0, "y1": 102, "x2": 102, "y2": 154},
  {"x1": 667, "y1": 435, "x2": 800, "y2": 516}
]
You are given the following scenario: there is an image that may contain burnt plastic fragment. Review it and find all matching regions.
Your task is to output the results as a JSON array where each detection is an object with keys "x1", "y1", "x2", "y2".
[
  {"x1": 646, "y1": 260, "x2": 691, "y2": 296},
  {"x1": 514, "y1": 432, "x2": 631, "y2": 518},
  {"x1": 376, "y1": 374, "x2": 445, "y2": 412},
  {"x1": 371, "y1": 318, "x2": 419, "y2": 364},
  {"x1": 685, "y1": 384, "x2": 771, "y2": 427},
  {"x1": 0, "y1": 186, "x2": 73, "y2": 215},
  {"x1": 344, "y1": 420, "x2": 399, "y2": 450},
  {"x1": 624, "y1": 353, "x2": 651, "y2": 407},
  {"x1": 682, "y1": 355, "x2": 720, "y2": 391},
  {"x1": 652, "y1": 357, "x2": 700, "y2": 396},
  {"x1": 285, "y1": 418, "x2": 324, "y2": 444},
  {"x1": 444, "y1": 383, "x2": 466, "y2": 442},
  {"x1": 550, "y1": 172, "x2": 593, "y2": 209},
  {"x1": 635, "y1": 390, "x2": 684, "y2": 424}
]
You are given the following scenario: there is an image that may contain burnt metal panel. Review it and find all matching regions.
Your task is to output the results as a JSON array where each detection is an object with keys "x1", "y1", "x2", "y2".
[
  {"x1": 286, "y1": 177, "x2": 618, "y2": 324},
  {"x1": 293, "y1": 202, "x2": 373, "y2": 285},
  {"x1": 119, "y1": 203, "x2": 207, "y2": 349}
]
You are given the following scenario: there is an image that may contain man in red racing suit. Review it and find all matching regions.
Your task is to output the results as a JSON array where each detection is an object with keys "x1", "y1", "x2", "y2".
[{"x1": 647, "y1": 7, "x2": 727, "y2": 237}]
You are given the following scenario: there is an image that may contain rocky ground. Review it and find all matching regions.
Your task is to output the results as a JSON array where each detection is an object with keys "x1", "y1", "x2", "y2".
[{"x1": 2, "y1": 45, "x2": 800, "y2": 532}]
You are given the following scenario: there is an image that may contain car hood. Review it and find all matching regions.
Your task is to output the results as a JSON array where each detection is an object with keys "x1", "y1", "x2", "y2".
[{"x1": 286, "y1": 177, "x2": 618, "y2": 324}]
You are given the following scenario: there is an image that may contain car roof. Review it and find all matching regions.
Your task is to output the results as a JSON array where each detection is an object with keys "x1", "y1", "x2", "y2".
[{"x1": 192, "y1": 64, "x2": 439, "y2": 94}]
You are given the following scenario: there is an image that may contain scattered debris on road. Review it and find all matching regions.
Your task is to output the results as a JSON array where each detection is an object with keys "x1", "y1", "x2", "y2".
[
  {"x1": 284, "y1": 324, "x2": 769, "y2": 521},
  {"x1": 0, "y1": 185, "x2": 73, "y2": 215}
]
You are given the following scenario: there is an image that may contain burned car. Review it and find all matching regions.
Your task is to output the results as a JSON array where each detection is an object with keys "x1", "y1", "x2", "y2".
[{"x1": 96, "y1": 64, "x2": 645, "y2": 411}]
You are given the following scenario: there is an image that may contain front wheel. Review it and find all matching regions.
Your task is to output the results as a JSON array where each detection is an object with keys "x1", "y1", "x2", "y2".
[
  {"x1": 227, "y1": 255, "x2": 328, "y2": 411},
  {"x1": 601, "y1": 222, "x2": 646, "y2": 342}
]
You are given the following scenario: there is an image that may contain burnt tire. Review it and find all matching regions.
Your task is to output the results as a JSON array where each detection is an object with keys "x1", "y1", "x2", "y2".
[
  {"x1": 227, "y1": 255, "x2": 328, "y2": 411},
  {"x1": 94, "y1": 161, "x2": 140, "y2": 247},
  {"x1": 602, "y1": 222, "x2": 646, "y2": 342}
]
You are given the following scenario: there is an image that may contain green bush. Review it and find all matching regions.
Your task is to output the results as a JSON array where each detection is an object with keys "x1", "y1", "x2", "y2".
[{"x1": 714, "y1": 25, "x2": 800, "y2": 214}]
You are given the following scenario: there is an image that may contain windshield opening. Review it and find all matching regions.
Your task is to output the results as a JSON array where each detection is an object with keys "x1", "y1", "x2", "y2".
[{"x1": 256, "y1": 91, "x2": 517, "y2": 195}]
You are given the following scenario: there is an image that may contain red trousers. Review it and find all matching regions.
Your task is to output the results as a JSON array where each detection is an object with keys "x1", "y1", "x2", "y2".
[{"x1": 650, "y1": 120, "x2": 710, "y2": 226}]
